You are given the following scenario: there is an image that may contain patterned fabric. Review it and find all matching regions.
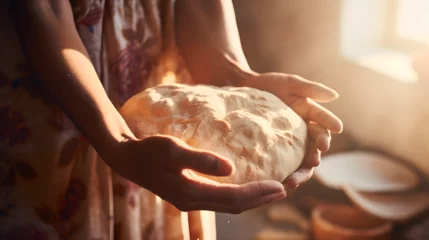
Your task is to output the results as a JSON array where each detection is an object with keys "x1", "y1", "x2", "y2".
[{"x1": 0, "y1": 0, "x2": 213, "y2": 239}]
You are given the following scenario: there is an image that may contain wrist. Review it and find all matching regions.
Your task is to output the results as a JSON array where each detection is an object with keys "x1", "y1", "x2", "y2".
[
  {"x1": 87, "y1": 108, "x2": 138, "y2": 165},
  {"x1": 209, "y1": 53, "x2": 259, "y2": 87}
]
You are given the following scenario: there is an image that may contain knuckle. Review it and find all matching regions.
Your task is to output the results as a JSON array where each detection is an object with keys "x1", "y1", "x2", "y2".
[
  {"x1": 293, "y1": 97, "x2": 310, "y2": 109},
  {"x1": 326, "y1": 131, "x2": 332, "y2": 138},
  {"x1": 302, "y1": 97, "x2": 311, "y2": 104}
]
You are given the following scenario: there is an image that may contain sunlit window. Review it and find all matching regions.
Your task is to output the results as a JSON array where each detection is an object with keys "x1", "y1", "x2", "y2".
[{"x1": 392, "y1": 0, "x2": 429, "y2": 47}]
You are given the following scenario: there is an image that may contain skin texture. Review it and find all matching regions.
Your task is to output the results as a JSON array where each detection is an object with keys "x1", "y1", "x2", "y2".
[
  {"x1": 11, "y1": 0, "x2": 342, "y2": 213},
  {"x1": 175, "y1": 0, "x2": 343, "y2": 188}
]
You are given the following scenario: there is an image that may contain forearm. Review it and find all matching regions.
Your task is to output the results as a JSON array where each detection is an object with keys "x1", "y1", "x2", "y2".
[
  {"x1": 13, "y1": 1, "x2": 135, "y2": 159},
  {"x1": 175, "y1": 0, "x2": 256, "y2": 86}
]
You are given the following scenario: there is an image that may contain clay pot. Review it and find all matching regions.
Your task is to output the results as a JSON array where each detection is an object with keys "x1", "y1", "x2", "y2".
[
  {"x1": 314, "y1": 151, "x2": 419, "y2": 193},
  {"x1": 343, "y1": 185, "x2": 429, "y2": 223},
  {"x1": 312, "y1": 204, "x2": 393, "y2": 240}
]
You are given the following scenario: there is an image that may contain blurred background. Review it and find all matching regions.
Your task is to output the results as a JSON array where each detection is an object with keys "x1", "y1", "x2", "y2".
[{"x1": 216, "y1": 0, "x2": 429, "y2": 239}]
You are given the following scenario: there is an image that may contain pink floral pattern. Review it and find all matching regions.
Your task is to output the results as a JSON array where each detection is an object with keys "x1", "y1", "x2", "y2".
[
  {"x1": 113, "y1": 181, "x2": 140, "y2": 198},
  {"x1": 32, "y1": 179, "x2": 86, "y2": 238},
  {"x1": 0, "y1": 0, "x2": 208, "y2": 239},
  {"x1": 110, "y1": 40, "x2": 154, "y2": 105},
  {"x1": 11, "y1": 66, "x2": 69, "y2": 132},
  {"x1": 79, "y1": 2, "x2": 102, "y2": 26},
  {"x1": 0, "y1": 151, "x2": 14, "y2": 186},
  {"x1": 15, "y1": 161, "x2": 38, "y2": 181},
  {"x1": 78, "y1": 1, "x2": 103, "y2": 33},
  {"x1": 110, "y1": 18, "x2": 159, "y2": 105},
  {"x1": 0, "y1": 71, "x2": 9, "y2": 87},
  {"x1": 0, "y1": 107, "x2": 30, "y2": 146},
  {"x1": 57, "y1": 138, "x2": 80, "y2": 167},
  {"x1": 11, "y1": 75, "x2": 52, "y2": 105},
  {"x1": 58, "y1": 179, "x2": 86, "y2": 221},
  {"x1": 0, "y1": 223, "x2": 49, "y2": 240}
]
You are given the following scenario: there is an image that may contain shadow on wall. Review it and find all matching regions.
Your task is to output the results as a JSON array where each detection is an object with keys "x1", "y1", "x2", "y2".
[{"x1": 233, "y1": 0, "x2": 429, "y2": 175}]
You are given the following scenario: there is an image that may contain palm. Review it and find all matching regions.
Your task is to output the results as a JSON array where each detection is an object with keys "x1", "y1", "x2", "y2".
[{"x1": 243, "y1": 72, "x2": 343, "y2": 188}]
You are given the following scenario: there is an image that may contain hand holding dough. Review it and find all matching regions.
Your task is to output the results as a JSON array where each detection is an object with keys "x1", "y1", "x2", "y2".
[{"x1": 120, "y1": 83, "x2": 308, "y2": 184}]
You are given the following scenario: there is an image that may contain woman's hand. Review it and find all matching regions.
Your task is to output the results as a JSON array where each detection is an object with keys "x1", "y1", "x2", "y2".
[
  {"x1": 241, "y1": 72, "x2": 343, "y2": 188},
  {"x1": 13, "y1": 0, "x2": 285, "y2": 214},
  {"x1": 176, "y1": 0, "x2": 343, "y2": 190},
  {"x1": 108, "y1": 135, "x2": 286, "y2": 214}
]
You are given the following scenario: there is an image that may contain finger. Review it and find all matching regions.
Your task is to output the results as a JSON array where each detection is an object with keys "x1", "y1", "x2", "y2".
[
  {"x1": 183, "y1": 190, "x2": 285, "y2": 213},
  {"x1": 291, "y1": 97, "x2": 343, "y2": 133},
  {"x1": 283, "y1": 136, "x2": 319, "y2": 189},
  {"x1": 307, "y1": 144, "x2": 322, "y2": 167},
  {"x1": 157, "y1": 171, "x2": 285, "y2": 213},
  {"x1": 287, "y1": 74, "x2": 339, "y2": 103},
  {"x1": 184, "y1": 176, "x2": 286, "y2": 213},
  {"x1": 303, "y1": 134, "x2": 321, "y2": 167},
  {"x1": 164, "y1": 137, "x2": 235, "y2": 176},
  {"x1": 308, "y1": 122, "x2": 331, "y2": 152},
  {"x1": 175, "y1": 148, "x2": 235, "y2": 177},
  {"x1": 284, "y1": 165, "x2": 315, "y2": 189}
]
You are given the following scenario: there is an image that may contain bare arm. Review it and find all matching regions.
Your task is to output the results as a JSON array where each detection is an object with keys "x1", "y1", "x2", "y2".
[
  {"x1": 175, "y1": 0, "x2": 255, "y2": 86},
  {"x1": 11, "y1": 1, "x2": 287, "y2": 212},
  {"x1": 12, "y1": 1, "x2": 135, "y2": 160},
  {"x1": 175, "y1": 0, "x2": 343, "y2": 188}
]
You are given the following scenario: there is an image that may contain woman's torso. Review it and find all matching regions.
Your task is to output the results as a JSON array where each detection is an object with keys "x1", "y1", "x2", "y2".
[{"x1": 0, "y1": 0, "x2": 197, "y2": 239}]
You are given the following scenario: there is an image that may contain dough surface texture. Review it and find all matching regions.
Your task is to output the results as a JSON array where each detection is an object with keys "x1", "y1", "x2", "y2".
[{"x1": 120, "y1": 83, "x2": 308, "y2": 184}]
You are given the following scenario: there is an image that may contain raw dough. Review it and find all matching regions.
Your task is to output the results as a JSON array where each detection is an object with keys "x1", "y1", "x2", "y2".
[{"x1": 120, "y1": 83, "x2": 308, "y2": 184}]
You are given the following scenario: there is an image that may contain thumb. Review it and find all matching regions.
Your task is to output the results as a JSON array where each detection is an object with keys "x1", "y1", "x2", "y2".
[{"x1": 171, "y1": 143, "x2": 235, "y2": 177}]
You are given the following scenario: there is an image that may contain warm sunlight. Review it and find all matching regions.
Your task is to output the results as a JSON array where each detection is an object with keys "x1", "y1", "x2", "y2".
[
  {"x1": 340, "y1": 0, "x2": 429, "y2": 82},
  {"x1": 396, "y1": 0, "x2": 429, "y2": 44},
  {"x1": 2, "y1": 1, "x2": 429, "y2": 239}
]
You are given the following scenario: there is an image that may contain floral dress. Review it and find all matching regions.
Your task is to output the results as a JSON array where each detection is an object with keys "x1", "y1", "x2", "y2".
[{"x1": 0, "y1": 0, "x2": 215, "y2": 239}]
